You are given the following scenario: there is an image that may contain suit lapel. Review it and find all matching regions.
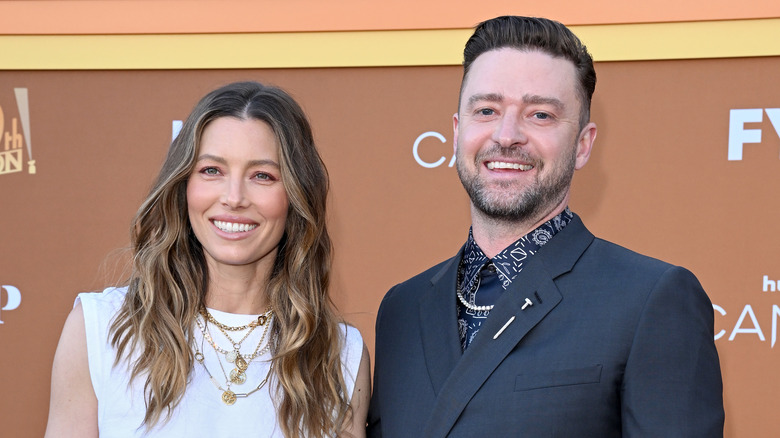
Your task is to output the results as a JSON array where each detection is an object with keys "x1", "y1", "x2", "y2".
[
  {"x1": 419, "y1": 253, "x2": 463, "y2": 395},
  {"x1": 422, "y1": 216, "x2": 595, "y2": 437}
]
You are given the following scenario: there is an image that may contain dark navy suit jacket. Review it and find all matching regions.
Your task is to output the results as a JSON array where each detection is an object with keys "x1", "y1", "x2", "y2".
[{"x1": 367, "y1": 215, "x2": 724, "y2": 437}]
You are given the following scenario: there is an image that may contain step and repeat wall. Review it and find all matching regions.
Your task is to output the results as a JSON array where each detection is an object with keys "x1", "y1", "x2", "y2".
[
  {"x1": 2, "y1": 57, "x2": 780, "y2": 437},
  {"x1": 1, "y1": 2, "x2": 780, "y2": 436}
]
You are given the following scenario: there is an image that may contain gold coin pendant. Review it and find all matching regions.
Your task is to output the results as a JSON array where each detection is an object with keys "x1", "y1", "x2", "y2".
[
  {"x1": 235, "y1": 356, "x2": 248, "y2": 371},
  {"x1": 230, "y1": 369, "x2": 247, "y2": 385},
  {"x1": 222, "y1": 390, "x2": 237, "y2": 405}
]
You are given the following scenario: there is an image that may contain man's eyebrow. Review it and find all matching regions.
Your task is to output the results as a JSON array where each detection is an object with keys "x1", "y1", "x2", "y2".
[
  {"x1": 523, "y1": 94, "x2": 565, "y2": 110},
  {"x1": 465, "y1": 93, "x2": 565, "y2": 111},
  {"x1": 466, "y1": 93, "x2": 503, "y2": 109}
]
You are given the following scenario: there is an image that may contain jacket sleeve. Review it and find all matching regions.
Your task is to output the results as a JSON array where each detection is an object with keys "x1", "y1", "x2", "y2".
[
  {"x1": 367, "y1": 285, "x2": 395, "y2": 438},
  {"x1": 621, "y1": 266, "x2": 724, "y2": 437}
]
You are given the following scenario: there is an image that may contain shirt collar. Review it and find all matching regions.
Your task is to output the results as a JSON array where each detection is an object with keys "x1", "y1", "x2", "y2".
[{"x1": 460, "y1": 207, "x2": 574, "y2": 292}]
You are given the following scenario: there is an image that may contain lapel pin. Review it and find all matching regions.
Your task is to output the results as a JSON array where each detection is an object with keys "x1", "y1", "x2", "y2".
[
  {"x1": 493, "y1": 316, "x2": 516, "y2": 339},
  {"x1": 521, "y1": 297, "x2": 533, "y2": 310}
]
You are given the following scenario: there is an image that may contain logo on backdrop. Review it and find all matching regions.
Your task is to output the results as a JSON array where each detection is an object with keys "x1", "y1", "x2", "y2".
[
  {"x1": 713, "y1": 275, "x2": 779, "y2": 347},
  {"x1": 0, "y1": 285, "x2": 21, "y2": 324},
  {"x1": 413, "y1": 131, "x2": 455, "y2": 168},
  {"x1": 0, "y1": 88, "x2": 35, "y2": 175},
  {"x1": 728, "y1": 108, "x2": 780, "y2": 161}
]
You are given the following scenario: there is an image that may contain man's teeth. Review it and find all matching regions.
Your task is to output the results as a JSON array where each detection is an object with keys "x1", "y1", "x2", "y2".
[
  {"x1": 486, "y1": 161, "x2": 533, "y2": 170},
  {"x1": 213, "y1": 220, "x2": 258, "y2": 233}
]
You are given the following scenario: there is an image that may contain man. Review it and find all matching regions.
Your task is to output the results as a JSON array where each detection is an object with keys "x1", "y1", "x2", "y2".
[{"x1": 368, "y1": 16, "x2": 724, "y2": 437}]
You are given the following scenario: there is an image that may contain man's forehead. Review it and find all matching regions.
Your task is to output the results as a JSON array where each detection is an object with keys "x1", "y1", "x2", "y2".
[
  {"x1": 464, "y1": 48, "x2": 576, "y2": 82},
  {"x1": 459, "y1": 48, "x2": 579, "y2": 109}
]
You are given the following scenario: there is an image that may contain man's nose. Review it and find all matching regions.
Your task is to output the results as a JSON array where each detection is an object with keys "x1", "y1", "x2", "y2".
[{"x1": 493, "y1": 110, "x2": 527, "y2": 147}]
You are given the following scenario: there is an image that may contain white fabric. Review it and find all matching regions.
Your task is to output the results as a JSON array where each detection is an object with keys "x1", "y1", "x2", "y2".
[{"x1": 77, "y1": 287, "x2": 364, "y2": 437}]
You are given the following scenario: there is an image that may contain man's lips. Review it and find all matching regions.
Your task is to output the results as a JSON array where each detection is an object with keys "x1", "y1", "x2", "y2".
[{"x1": 485, "y1": 160, "x2": 534, "y2": 171}]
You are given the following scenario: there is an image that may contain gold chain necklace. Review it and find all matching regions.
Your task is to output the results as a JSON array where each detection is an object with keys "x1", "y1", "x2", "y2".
[
  {"x1": 193, "y1": 334, "x2": 272, "y2": 406},
  {"x1": 196, "y1": 312, "x2": 274, "y2": 358},
  {"x1": 201, "y1": 306, "x2": 272, "y2": 331},
  {"x1": 195, "y1": 312, "x2": 274, "y2": 386}
]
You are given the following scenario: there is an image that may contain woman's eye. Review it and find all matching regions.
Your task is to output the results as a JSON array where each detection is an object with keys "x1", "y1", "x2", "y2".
[
  {"x1": 254, "y1": 172, "x2": 273, "y2": 181},
  {"x1": 202, "y1": 167, "x2": 220, "y2": 175}
]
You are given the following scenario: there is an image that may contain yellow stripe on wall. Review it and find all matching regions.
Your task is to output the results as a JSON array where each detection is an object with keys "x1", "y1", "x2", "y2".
[
  {"x1": 1, "y1": 19, "x2": 778, "y2": 70},
  {"x1": 578, "y1": 18, "x2": 780, "y2": 61}
]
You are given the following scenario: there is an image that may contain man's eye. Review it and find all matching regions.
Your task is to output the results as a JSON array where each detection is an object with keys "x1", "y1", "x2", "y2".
[
  {"x1": 478, "y1": 108, "x2": 495, "y2": 116},
  {"x1": 534, "y1": 112, "x2": 550, "y2": 120}
]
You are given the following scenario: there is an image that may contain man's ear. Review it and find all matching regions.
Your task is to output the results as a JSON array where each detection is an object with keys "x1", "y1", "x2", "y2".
[
  {"x1": 452, "y1": 112, "x2": 460, "y2": 154},
  {"x1": 574, "y1": 122, "x2": 597, "y2": 170}
]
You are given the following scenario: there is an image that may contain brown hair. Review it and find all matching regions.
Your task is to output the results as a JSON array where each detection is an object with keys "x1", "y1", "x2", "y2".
[
  {"x1": 110, "y1": 81, "x2": 350, "y2": 437},
  {"x1": 461, "y1": 15, "x2": 597, "y2": 127}
]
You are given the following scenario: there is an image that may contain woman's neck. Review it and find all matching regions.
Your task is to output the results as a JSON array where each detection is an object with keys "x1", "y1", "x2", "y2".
[{"x1": 203, "y1": 260, "x2": 272, "y2": 314}]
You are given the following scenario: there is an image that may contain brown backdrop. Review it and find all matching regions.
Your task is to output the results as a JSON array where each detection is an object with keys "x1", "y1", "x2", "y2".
[{"x1": 1, "y1": 57, "x2": 779, "y2": 436}]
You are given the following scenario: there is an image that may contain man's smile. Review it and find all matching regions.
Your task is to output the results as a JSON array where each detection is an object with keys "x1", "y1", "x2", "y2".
[{"x1": 485, "y1": 161, "x2": 534, "y2": 171}]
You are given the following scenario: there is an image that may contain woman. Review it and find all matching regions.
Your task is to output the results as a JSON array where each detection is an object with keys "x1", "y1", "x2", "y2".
[{"x1": 45, "y1": 81, "x2": 370, "y2": 437}]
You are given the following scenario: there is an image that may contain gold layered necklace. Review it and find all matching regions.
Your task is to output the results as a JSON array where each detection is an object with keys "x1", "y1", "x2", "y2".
[
  {"x1": 193, "y1": 308, "x2": 275, "y2": 405},
  {"x1": 202, "y1": 307, "x2": 272, "y2": 331},
  {"x1": 199, "y1": 307, "x2": 274, "y2": 375}
]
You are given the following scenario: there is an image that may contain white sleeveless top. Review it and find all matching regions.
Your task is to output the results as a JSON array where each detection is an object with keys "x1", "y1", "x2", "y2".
[{"x1": 77, "y1": 287, "x2": 364, "y2": 437}]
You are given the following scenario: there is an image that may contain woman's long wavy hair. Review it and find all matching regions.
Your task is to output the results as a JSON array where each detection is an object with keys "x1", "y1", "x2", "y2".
[{"x1": 109, "y1": 81, "x2": 350, "y2": 437}]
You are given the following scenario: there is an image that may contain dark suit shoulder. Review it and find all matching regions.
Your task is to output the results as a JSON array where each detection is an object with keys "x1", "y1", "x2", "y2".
[
  {"x1": 381, "y1": 255, "x2": 458, "y2": 304},
  {"x1": 587, "y1": 237, "x2": 676, "y2": 271},
  {"x1": 566, "y1": 236, "x2": 709, "y2": 311}
]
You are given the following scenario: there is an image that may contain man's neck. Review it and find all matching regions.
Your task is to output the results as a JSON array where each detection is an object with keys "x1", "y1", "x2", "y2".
[{"x1": 470, "y1": 204, "x2": 567, "y2": 258}]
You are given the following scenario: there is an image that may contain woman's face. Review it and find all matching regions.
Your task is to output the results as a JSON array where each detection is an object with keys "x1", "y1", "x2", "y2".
[{"x1": 186, "y1": 117, "x2": 289, "y2": 272}]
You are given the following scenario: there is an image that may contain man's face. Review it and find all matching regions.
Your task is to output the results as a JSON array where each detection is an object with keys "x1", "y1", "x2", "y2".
[{"x1": 454, "y1": 48, "x2": 596, "y2": 224}]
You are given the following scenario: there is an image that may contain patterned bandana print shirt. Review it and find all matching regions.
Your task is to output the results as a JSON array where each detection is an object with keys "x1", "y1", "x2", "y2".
[{"x1": 457, "y1": 207, "x2": 574, "y2": 350}]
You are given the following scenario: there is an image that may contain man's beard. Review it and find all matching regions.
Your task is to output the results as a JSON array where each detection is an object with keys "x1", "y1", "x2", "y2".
[{"x1": 456, "y1": 145, "x2": 576, "y2": 223}]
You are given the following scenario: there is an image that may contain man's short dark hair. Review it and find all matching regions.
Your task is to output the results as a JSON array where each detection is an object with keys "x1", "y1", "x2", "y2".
[{"x1": 461, "y1": 16, "x2": 596, "y2": 128}]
